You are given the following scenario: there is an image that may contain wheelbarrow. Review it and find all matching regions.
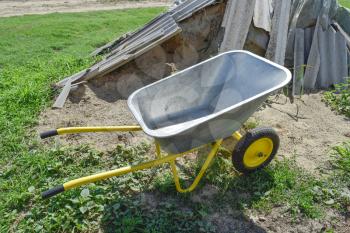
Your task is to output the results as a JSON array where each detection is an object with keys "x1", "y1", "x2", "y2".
[{"x1": 40, "y1": 51, "x2": 291, "y2": 199}]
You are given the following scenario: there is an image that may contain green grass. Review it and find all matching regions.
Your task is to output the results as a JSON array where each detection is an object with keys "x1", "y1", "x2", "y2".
[
  {"x1": 324, "y1": 79, "x2": 350, "y2": 118},
  {"x1": 204, "y1": 156, "x2": 324, "y2": 219},
  {"x1": 1, "y1": 6, "x2": 350, "y2": 233},
  {"x1": 323, "y1": 143, "x2": 350, "y2": 211},
  {"x1": 339, "y1": 0, "x2": 350, "y2": 8},
  {"x1": 0, "y1": 7, "x2": 165, "y2": 232}
]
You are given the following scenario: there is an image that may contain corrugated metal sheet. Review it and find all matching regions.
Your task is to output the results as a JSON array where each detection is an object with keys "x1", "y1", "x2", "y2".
[
  {"x1": 265, "y1": 0, "x2": 292, "y2": 64},
  {"x1": 347, "y1": 48, "x2": 350, "y2": 77},
  {"x1": 53, "y1": 80, "x2": 72, "y2": 108},
  {"x1": 336, "y1": 6, "x2": 350, "y2": 36},
  {"x1": 293, "y1": 28, "x2": 305, "y2": 95},
  {"x1": 58, "y1": 13, "x2": 181, "y2": 87},
  {"x1": 253, "y1": 0, "x2": 273, "y2": 32},
  {"x1": 317, "y1": 25, "x2": 348, "y2": 88},
  {"x1": 294, "y1": 18, "x2": 348, "y2": 94},
  {"x1": 91, "y1": 13, "x2": 172, "y2": 56},
  {"x1": 106, "y1": 16, "x2": 178, "y2": 59},
  {"x1": 303, "y1": 23, "x2": 320, "y2": 90},
  {"x1": 286, "y1": 0, "x2": 338, "y2": 68},
  {"x1": 91, "y1": 0, "x2": 217, "y2": 57},
  {"x1": 55, "y1": 0, "x2": 221, "y2": 107},
  {"x1": 290, "y1": 0, "x2": 337, "y2": 29},
  {"x1": 334, "y1": 22, "x2": 350, "y2": 47},
  {"x1": 170, "y1": 0, "x2": 217, "y2": 22},
  {"x1": 220, "y1": 0, "x2": 256, "y2": 52},
  {"x1": 58, "y1": 0, "x2": 219, "y2": 88}
]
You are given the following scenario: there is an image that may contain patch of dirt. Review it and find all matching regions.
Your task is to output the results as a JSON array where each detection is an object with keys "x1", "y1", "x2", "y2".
[
  {"x1": 0, "y1": 0, "x2": 172, "y2": 18},
  {"x1": 252, "y1": 94, "x2": 349, "y2": 175},
  {"x1": 206, "y1": 211, "x2": 266, "y2": 233},
  {"x1": 118, "y1": 189, "x2": 350, "y2": 233},
  {"x1": 38, "y1": 85, "x2": 152, "y2": 151},
  {"x1": 39, "y1": 91, "x2": 349, "y2": 172},
  {"x1": 190, "y1": 184, "x2": 219, "y2": 203},
  {"x1": 247, "y1": 207, "x2": 349, "y2": 233}
]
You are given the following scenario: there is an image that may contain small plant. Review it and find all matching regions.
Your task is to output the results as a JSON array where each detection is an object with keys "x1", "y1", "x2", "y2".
[
  {"x1": 324, "y1": 142, "x2": 350, "y2": 211},
  {"x1": 333, "y1": 142, "x2": 350, "y2": 173},
  {"x1": 243, "y1": 118, "x2": 259, "y2": 130},
  {"x1": 101, "y1": 197, "x2": 216, "y2": 233},
  {"x1": 324, "y1": 78, "x2": 350, "y2": 118}
]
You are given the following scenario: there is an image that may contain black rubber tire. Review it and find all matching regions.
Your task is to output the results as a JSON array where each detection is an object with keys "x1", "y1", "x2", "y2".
[{"x1": 232, "y1": 127, "x2": 280, "y2": 174}]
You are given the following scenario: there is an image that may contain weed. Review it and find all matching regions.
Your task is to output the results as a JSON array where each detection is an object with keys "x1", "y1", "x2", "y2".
[
  {"x1": 6, "y1": 144, "x2": 161, "y2": 232},
  {"x1": 0, "y1": 8, "x2": 164, "y2": 232},
  {"x1": 328, "y1": 142, "x2": 350, "y2": 209},
  {"x1": 333, "y1": 142, "x2": 350, "y2": 173},
  {"x1": 101, "y1": 197, "x2": 215, "y2": 233},
  {"x1": 243, "y1": 118, "x2": 260, "y2": 130},
  {"x1": 231, "y1": 159, "x2": 322, "y2": 218},
  {"x1": 176, "y1": 153, "x2": 323, "y2": 219},
  {"x1": 324, "y1": 78, "x2": 350, "y2": 118}
]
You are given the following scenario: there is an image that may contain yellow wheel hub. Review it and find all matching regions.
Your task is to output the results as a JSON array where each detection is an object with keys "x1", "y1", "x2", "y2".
[{"x1": 243, "y1": 137, "x2": 273, "y2": 168}]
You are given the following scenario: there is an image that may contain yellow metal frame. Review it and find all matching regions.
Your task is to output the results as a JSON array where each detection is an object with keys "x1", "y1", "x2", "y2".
[
  {"x1": 46, "y1": 126, "x2": 243, "y2": 194},
  {"x1": 57, "y1": 126, "x2": 142, "y2": 135}
]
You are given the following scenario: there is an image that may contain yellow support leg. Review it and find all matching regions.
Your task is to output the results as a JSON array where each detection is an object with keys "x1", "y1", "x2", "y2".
[
  {"x1": 170, "y1": 139, "x2": 223, "y2": 193},
  {"x1": 155, "y1": 141, "x2": 162, "y2": 159},
  {"x1": 232, "y1": 131, "x2": 243, "y2": 141},
  {"x1": 42, "y1": 134, "x2": 234, "y2": 198},
  {"x1": 63, "y1": 152, "x2": 186, "y2": 191}
]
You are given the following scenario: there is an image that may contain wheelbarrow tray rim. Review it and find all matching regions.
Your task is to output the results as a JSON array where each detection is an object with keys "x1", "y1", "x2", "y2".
[{"x1": 128, "y1": 50, "x2": 291, "y2": 138}]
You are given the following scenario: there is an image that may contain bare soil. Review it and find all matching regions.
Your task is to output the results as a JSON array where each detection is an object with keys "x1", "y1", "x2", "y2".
[
  {"x1": 0, "y1": 0, "x2": 172, "y2": 18},
  {"x1": 39, "y1": 91, "x2": 350, "y2": 173},
  {"x1": 253, "y1": 94, "x2": 350, "y2": 175},
  {"x1": 38, "y1": 84, "x2": 152, "y2": 151}
]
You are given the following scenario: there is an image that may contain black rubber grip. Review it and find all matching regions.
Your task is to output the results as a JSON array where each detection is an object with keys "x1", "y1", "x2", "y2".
[
  {"x1": 40, "y1": 130, "x2": 58, "y2": 139},
  {"x1": 42, "y1": 185, "x2": 65, "y2": 199}
]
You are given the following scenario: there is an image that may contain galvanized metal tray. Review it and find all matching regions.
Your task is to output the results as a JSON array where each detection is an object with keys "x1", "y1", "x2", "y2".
[{"x1": 128, "y1": 50, "x2": 291, "y2": 154}]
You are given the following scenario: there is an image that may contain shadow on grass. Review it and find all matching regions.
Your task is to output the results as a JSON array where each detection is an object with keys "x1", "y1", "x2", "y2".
[
  {"x1": 99, "y1": 160, "x2": 273, "y2": 233},
  {"x1": 22, "y1": 142, "x2": 321, "y2": 232}
]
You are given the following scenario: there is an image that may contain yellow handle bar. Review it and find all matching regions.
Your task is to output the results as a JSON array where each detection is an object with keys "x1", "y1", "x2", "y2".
[{"x1": 40, "y1": 126, "x2": 143, "y2": 139}]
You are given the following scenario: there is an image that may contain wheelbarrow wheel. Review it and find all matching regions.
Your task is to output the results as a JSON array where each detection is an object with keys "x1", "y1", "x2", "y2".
[{"x1": 232, "y1": 127, "x2": 279, "y2": 174}]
